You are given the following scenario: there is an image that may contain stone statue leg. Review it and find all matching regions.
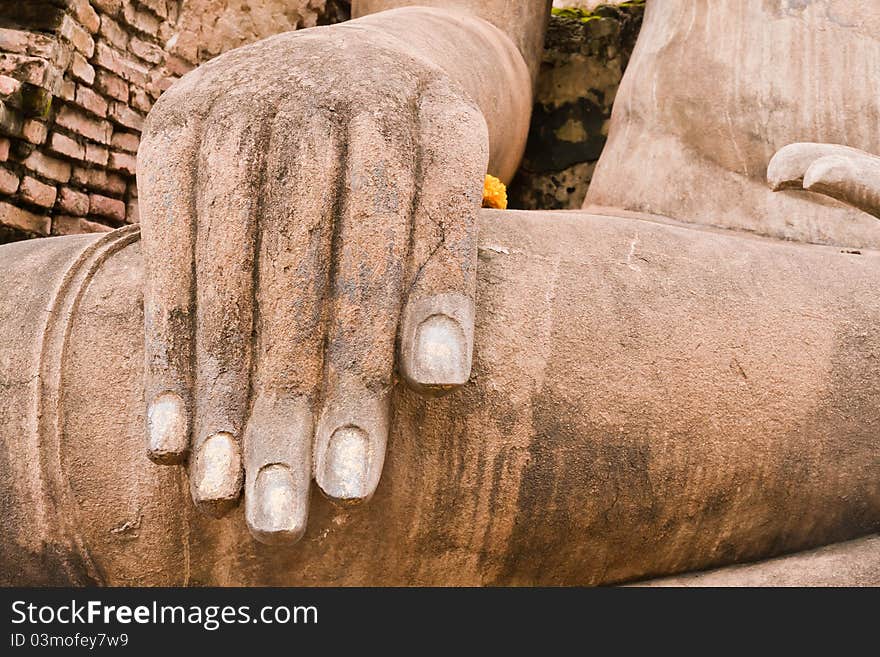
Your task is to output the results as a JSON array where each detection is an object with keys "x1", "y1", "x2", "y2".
[{"x1": 1, "y1": 208, "x2": 878, "y2": 585}]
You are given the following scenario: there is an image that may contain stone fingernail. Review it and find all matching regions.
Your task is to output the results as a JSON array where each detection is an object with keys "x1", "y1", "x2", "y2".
[
  {"x1": 412, "y1": 313, "x2": 468, "y2": 387},
  {"x1": 147, "y1": 392, "x2": 188, "y2": 464},
  {"x1": 191, "y1": 431, "x2": 242, "y2": 517},
  {"x1": 319, "y1": 426, "x2": 370, "y2": 501},
  {"x1": 247, "y1": 464, "x2": 307, "y2": 545}
]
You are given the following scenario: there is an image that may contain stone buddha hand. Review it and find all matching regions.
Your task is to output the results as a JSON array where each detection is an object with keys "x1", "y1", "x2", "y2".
[
  {"x1": 137, "y1": 0, "x2": 545, "y2": 544},
  {"x1": 769, "y1": 143, "x2": 880, "y2": 220}
]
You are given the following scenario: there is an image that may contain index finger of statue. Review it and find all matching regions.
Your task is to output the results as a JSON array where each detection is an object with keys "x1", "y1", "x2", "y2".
[
  {"x1": 187, "y1": 98, "x2": 267, "y2": 517},
  {"x1": 398, "y1": 83, "x2": 488, "y2": 395}
]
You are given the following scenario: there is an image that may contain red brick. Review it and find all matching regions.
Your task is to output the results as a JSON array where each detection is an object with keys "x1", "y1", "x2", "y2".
[
  {"x1": 89, "y1": 192, "x2": 125, "y2": 221},
  {"x1": 94, "y1": 43, "x2": 147, "y2": 85},
  {"x1": 48, "y1": 132, "x2": 86, "y2": 160},
  {"x1": 0, "y1": 28, "x2": 59, "y2": 59},
  {"x1": 0, "y1": 137, "x2": 9, "y2": 161},
  {"x1": 53, "y1": 215, "x2": 114, "y2": 235},
  {"x1": 75, "y1": 85, "x2": 109, "y2": 117},
  {"x1": 126, "y1": 196, "x2": 139, "y2": 223},
  {"x1": 99, "y1": 15, "x2": 128, "y2": 50},
  {"x1": 56, "y1": 105, "x2": 112, "y2": 144},
  {"x1": 139, "y1": 0, "x2": 168, "y2": 19},
  {"x1": 108, "y1": 102, "x2": 144, "y2": 131},
  {"x1": 0, "y1": 100, "x2": 22, "y2": 137},
  {"x1": 92, "y1": 0, "x2": 122, "y2": 16},
  {"x1": 21, "y1": 119, "x2": 48, "y2": 145},
  {"x1": 0, "y1": 54, "x2": 52, "y2": 88},
  {"x1": 0, "y1": 199, "x2": 49, "y2": 235},
  {"x1": 23, "y1": 151, "x2": 71, "y2": 183},
  {"x1": 85, "y1": 142, "x2": 109, "y2": 166},
  {"x1": 19, "y1": 176, "x2": 57, "y2": 208},
  {"x1": 72, "y1": 166, "x2": 127, "y2": 195},
  {"x1": 94, "y1": 70, "x2": 129, "y2": 102},
  {"x1": 129, "y1": 36, "x2": 164, "y2": 64},
  {"x1": 0, "y1": 75, "x2": 20, "y2": 96},
  {"x1": 130, "y1": 86, "x2": 152, "y2": 113},
  {"x1": 60, "y1": 15, "x2": 95, "y2": 58},
  {"x1": 70, "y1": 52, "x2": 95, "y2": 85},
  {"x1": 108, "y1": 150, "x2": 136, "y2": 175},
  {"x1": 158, "y1": 21, "x2": 174, "y2": 44},
  {"x1": 111, "y1": 130, "x2": 139, "y2": 153},
  {"x1": 0, "y1": 28, "x2": 34, "y2": 54},
  {"x1": 146, "y1": 71, "x2": 175, "y2": 99},
  {"x1": 69, "y1": 0, "x2": 101, "y2": 34},
  {"x1": 59, "y1": 79, "x2": 76, "y2": 101},
  {"x1": 0, "y1": 167, "x2": 19, "y2": 194},
  {"x1": 123, "y1": 1, "x2": 161, "y2": 36},
  {"x1": 57, "y1": 187, "x2": 90, "y2": 215},
  {"x1": 165, "y1": 55, "x2": 194, "y2": 77}
]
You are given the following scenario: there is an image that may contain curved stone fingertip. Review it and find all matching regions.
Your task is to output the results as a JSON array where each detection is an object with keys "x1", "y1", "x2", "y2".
[
  {"x1": 767, "y1": 143, "x2": 817, "y2": 191},
  {"x1": 314, "y1": 387, "x2": 389, "y2": 505},
  {"x1": 146, "y1": 391, "x2": 189, "y2": 465},
  {"x1": 319, "y1": 426, "x2": 371, "y2": 501},
  {"x1": 802, "y1": 155, "x2": 855, "y2": 193},
  {"x1": 399, "y1": 292, "x2": 474, "y2": 396},
  {"x1": 245, "y1": 464, "x2": 308, "y2": 546},
  {"x1": 190, "y1": 431, "x2": 243, "y2": 517}
]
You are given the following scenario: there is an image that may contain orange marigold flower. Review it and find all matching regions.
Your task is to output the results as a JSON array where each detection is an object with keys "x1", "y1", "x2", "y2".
[{"x1": 482, "y1": 174, "x2": 507, "y2": 210}]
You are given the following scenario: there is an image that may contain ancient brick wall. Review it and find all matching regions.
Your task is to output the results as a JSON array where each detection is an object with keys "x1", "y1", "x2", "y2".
[{"x1": 0, "y1": 0, "x2": 340, "y2": 243}]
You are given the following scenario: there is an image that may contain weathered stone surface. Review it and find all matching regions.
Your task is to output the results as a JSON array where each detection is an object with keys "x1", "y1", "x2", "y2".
[
  {"x1": 137, "y1": 4, "x2": 534, "y2": 538},
  {"x1": 0, "y1": 209, "x2": 879, "y2": 583},
  {"x1": 0, "y1": 0, "x2": 878, "y2": 586},
  {"x1": 640, "y1": 535, "x2": 880, "y2": 587},
  {"x1": 586, "y1": 0, "x2": 880, "y2": 249}
]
